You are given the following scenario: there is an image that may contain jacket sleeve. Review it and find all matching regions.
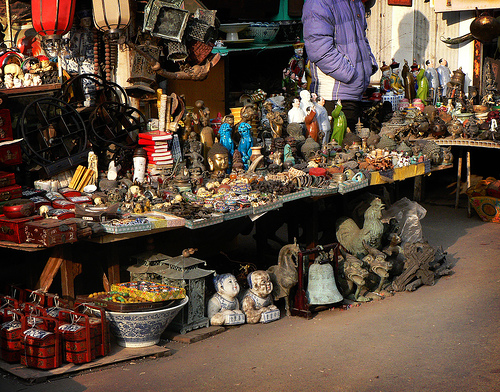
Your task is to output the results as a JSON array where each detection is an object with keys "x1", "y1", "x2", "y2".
[{"x1": 302, "y1": 0, "x2": 356, "y2": 84}]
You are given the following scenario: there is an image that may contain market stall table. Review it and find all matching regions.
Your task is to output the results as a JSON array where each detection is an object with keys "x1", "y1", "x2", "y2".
[{"x1": 434, "y1": 138, "x2": 500, "y2": 215}]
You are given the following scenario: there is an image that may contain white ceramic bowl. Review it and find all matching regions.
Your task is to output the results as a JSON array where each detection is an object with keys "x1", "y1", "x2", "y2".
[
  {"x1": 240, "y1": 23, "x2": 280, "y2": 45},
  {"x1": 106, "y1": 296, "x2": 188, "y2": 347}
]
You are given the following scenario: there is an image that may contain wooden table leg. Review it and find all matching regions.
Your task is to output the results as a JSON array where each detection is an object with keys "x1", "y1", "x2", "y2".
[
  {"x1": 60, "y1": 246, "x2": 81, "y2": 300},
  {"x1": 35, "y1": 246, "x2": 65, "y2": 293},
  {"x1": 455, "y1": 148, "x2": 463, "y2": 209},
  {"x1": 106, "y1": 245, "x2": 121, "y2": 286},
  {"x1": 466, "y1": 149, "x2": 471, "y2": 217},
  {"x1": 35, "y1": 245, "x2": 81, "y2": 300},
  {"x1": 414, "y1": 175, "x2": 423, "y2": 202}
]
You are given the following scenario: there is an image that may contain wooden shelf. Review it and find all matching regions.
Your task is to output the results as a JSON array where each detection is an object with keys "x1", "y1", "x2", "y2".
[
  {"x1": 0, "y1": 83, "x2": 62, "y2": 97},
  {"x1": 212, "y1": 43, "x2": 294, "y2": 55}
]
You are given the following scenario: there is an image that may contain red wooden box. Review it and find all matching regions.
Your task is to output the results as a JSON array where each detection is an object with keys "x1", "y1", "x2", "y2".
[
  {"x1": 29, "y1": 196, "x2": 52, "y2": 209},
  {"x1": 75, "y1": 303, "x2": 110, "y2": 357},
  {"x1": 0, "y1": 171, "x2": 15, "y2": 187},
  {"x1": 0, "y1": 140, "x2": 22, "y2": 166},
  {"x1": 47, "y1": 209, "x2": 76, "y2": 220},
  {"x1": 0, "y1": 109, "x2": 13, "y2": 142},
  {"x1": 59, "y1": 188, "x2": 81, "y2": 198},
  {"x1": 58, "y1": 310, "x2": 94, "y2": 364},
  {"x1": 24, "y1": 218, "x2": 78, "y2": 247},
  {"x1": 52, "y1": 199, "x2": 76, "y2": 210},
  {"x1": 20, "y1": 315, "x2": 61, "y2": 369},
  {"x1": 0, "y1": 318, "x2": 22, "y2": 363},
  {"x1": 0, "y1": 184, "x2": 22, "y2": 202},
  {"x1": 0, "y1": 214, "x2": 43, "y2": 243}
]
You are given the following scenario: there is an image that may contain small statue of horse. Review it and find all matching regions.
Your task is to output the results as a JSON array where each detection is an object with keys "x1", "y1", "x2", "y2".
[{"x1": 267, "y1": 241, "x2": 301, "y2": 316}]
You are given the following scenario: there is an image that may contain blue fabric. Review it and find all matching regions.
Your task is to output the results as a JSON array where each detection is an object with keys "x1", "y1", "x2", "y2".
[{"x1": 302, "y1": 0, "x2": 378, "y2": 101}]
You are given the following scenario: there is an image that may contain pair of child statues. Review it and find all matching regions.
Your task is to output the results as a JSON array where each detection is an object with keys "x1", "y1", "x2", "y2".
[{"x1": 207, "y1": 271, "x2": 280, "y2": 325}]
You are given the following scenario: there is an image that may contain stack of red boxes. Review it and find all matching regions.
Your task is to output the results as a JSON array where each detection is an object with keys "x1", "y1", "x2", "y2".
[
  {"x1": 58, "y1": 304, "x2": 109, "y2": 365},
  {"x1": 0, "y1": 108, "x2": 22, "y2": 167},
  {"x1": 138, "y1": 130, "x2": 174, "y2": 170},
  {"x1": 0, "y1": 170, "x2": 22, "y2": 214},
  {"x1": 0, "y1": 289, "x2": 110, "y2": 369}
]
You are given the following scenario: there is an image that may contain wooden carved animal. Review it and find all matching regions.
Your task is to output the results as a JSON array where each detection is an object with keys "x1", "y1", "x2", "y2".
[
  {"x1": 267, "y1": 241, "x2": 301, "y2": 316},
  {"x1": 336, "y1": 198, "x2": 385, "y2": 258}
]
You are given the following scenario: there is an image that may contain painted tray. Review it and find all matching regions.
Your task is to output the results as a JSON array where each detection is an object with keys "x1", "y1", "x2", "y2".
[
  {"x1": 76, "y1": 295, "x2": 176, "y2": 313},
  {"x1": 309, "y1": 187, "x2": 338, "y2": 197},
  {"x1": 280, "y1": 189, "x2": 311, "y2": 203},
  {"x1": 252, "y1": 199, "x2": 283, "y2": 214},
  {"x1": 184, "y1": 215, "x2": 224, "y2": 229}
]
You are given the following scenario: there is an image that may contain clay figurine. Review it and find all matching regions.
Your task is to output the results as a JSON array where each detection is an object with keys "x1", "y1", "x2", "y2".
[
  {"x1": 207, "y1": 273, "x2": 245, "y2": 326},
  {"x1": 242, "y1": 270, "x2": 280, "y2": 324}
]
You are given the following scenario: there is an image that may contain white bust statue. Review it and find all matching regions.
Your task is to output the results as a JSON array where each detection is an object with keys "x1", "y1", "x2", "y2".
[
  {"x1": 299, "y1": 90, "x2": 314, "y2": 113},
  {"x1": 207, "y1": 273, "x2": 245, "y2": 326},
  {"x1": 288, "y1": 97, "x2": 306, "y2": 124},
  {"x1": 242, "y1": 270, "x2": 280, "y2": 324}
]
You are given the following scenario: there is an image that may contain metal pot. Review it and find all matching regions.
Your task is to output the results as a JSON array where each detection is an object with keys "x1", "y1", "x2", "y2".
[{"x1": 441, "y1": 13, "x2": 500, "y2": 45}]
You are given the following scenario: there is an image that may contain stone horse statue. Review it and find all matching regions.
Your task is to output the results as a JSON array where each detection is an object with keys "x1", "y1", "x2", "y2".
[{"x1": 267, "y1": 241, "x2": 301, "y2": 316}]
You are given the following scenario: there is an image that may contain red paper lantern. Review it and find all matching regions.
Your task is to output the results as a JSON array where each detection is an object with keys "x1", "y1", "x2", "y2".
[{"x1": 31, "y1": 0, "x2": 76, "y2": 39}]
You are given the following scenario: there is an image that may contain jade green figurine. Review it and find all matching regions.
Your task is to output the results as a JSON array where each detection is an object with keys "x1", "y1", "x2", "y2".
[
  {"x1": 416, "y1": 68, "x2": 429, "y2": 105},
  {"x1": 330, "y1": 101, "x2": 347, "y2": 146}
]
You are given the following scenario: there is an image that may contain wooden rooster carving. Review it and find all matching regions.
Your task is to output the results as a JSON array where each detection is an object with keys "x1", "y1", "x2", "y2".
[{"x1": 335, "y1": 198, "x2": 385, "y2": 258}]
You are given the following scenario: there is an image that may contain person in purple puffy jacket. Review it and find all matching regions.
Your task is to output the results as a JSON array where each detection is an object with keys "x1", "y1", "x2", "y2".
[{"x1": 302, "y1": 0, "x2": 378, "y2": 132}]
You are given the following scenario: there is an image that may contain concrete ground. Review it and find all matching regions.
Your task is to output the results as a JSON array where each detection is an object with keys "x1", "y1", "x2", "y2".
[{"x1": 1, "y1": 180, "x2": 500, "y2": 392}]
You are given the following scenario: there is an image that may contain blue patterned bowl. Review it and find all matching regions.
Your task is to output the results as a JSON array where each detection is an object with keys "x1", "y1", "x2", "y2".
[
  {"x1": 106, "y1": 297, "x2": 189, "y2": 347},
  {"x1": 240, "y1": 22, "x2": 280, "y2": 45}
]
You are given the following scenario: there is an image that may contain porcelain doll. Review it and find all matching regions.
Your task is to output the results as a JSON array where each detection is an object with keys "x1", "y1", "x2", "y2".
[
  {"x1": 207, "y1": 273, "x2": 245, "y2": 326},
  {"x1": 242, "y1": 270, "x2": 280, "y2": 324}
]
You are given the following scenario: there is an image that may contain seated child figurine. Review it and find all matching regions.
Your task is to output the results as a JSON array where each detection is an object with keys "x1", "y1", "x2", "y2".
[
  {"x1": 207, "y1": 273, "x2": 245, "y2": 326},
  {"x1": 242, "y1": 270, "x2": 280, "y2": 324}
]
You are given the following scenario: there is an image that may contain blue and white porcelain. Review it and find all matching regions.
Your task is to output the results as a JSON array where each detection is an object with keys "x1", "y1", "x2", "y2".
[{"x1": 106, "y1": 297, "x2": 189, "y2": 348}]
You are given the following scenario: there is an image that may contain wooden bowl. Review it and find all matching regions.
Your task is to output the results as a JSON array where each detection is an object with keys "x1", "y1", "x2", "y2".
[{"x1": 2, "y1": 199, "x2": 35, "y2": 219}]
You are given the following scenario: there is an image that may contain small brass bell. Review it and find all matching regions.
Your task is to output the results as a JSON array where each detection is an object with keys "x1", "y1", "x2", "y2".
[{"x1": 306, "y1": 250, "x2": 343, "y2": 305}]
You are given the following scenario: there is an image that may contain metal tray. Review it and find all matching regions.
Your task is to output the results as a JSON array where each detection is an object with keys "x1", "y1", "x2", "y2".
[{"x1": 76, "y1": 295, "x2": 175, "y2": 313}]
